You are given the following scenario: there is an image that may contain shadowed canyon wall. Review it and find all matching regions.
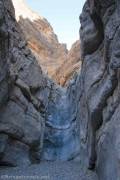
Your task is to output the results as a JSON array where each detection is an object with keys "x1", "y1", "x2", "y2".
[
  {"x1": 76, "y1": 0, "x2": 120, "y2": 179},
  {"x1": 0, "y1": 0, "x2": 49, "y2": 166}
]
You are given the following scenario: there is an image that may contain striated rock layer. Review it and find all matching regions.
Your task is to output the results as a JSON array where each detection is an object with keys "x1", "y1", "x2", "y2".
[{"x1": 12, "y1": 0, "x2": 81, "y2": 86}]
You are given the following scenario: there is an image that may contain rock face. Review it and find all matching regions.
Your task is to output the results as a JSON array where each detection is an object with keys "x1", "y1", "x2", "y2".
[
  {"x1": 76, "y1": 0, "x2": 120, "y2": 179},
  {"x1": 0, "y1": 0, "x2": 52, "y2": 166},
  {"x1": 54, "y1": 40, "x2": 81, "y2": 86},
  {"x1": 12, "y1": 0, "x2": 81, "y2": 86},
  {"x1": 12, "y1": 0, "x2": 67, "y2": 79}
]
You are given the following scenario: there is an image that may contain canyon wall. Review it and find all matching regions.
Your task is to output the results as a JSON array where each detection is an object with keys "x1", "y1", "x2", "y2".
[
  {"x1": 76, "y1": 0, "x2": 120, "y2": 179},
  {"x1": 54, "y1": 40, "x2": 81, "y2": 86},
  {"x1": 0, "y1": 0, "x2": 53, "y2": 166}
]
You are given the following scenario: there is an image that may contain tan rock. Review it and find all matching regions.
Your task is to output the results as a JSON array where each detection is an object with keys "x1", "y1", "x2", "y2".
[{"x1": 12, "y1": 0, "x2": 81, "y2": 86}]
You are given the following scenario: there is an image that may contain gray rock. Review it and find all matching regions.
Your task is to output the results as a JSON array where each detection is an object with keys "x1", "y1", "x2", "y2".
[
  {"x1": 0, "y1": 134, "x2": 8, "y2": 160},
  {"x1": 1, "y1": 139, "x2": 31, "y2": 167},
  {"x1": 0, "y1": 0, "x2": 47, "y2": 166},
  {"x1": 42, "y1": 87, "x2": 80, "y2": 161},
  {"x1": 76, "y1": 0, "x2": 120, "y2": 179}
]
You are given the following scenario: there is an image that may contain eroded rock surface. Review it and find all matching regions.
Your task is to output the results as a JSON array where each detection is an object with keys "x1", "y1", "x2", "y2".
[
  {"x1": 0, "y1": 0, "x2": 51, "y2": 166},
  {"x1": 75, "y1": 0, "x2": 120, "y2": 179}
]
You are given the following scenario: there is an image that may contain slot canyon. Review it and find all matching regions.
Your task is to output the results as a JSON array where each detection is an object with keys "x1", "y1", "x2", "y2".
[{"x1": 0, "y1": 0, "x2": 120, "y2": 180}]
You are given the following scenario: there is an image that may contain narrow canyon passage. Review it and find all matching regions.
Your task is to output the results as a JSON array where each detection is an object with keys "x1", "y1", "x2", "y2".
[
  {"x1": 0, "y1": 85, "x2": 98, "y2": 179},
  {"x1": 42, "y1": 86, "x2": 80, "y2": 161},
  {"x1": 1, "y1": 0, "x2": 120, "y2": 180}
]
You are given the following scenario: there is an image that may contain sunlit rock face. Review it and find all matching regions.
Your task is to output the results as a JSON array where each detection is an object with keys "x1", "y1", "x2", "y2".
[
  {"x1": 54, "y1": 40, "x2": 81, "y2": 86},
  {"x1": 12, "y1": 0, "x2": 81, "y2": 86},
  {"x1": 12, "y1": 0, "x2": 68, "y2": 80},
  {"x1": 76, "y1": 0, "x2": 120, "y2": 179}
]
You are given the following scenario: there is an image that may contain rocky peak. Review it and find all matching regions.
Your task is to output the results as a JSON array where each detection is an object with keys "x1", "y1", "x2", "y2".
[{"x1": 12, "y1": 0, "x2": 59, "y2": 44}]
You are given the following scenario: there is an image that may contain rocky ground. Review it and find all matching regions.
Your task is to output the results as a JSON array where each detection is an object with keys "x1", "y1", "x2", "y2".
[{"x1": 0, "y1": 162, "x2": 98, "y2": 180}]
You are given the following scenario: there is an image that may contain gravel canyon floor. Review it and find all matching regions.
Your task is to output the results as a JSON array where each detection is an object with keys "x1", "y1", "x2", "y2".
[{"x1": 0, "y1": 162, "x2": 98, "y2": 180}]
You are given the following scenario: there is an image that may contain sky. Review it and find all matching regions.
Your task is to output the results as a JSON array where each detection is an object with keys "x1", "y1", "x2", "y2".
[{"x1": 26, "y1": 0, "x2": 85, "y2": 49}]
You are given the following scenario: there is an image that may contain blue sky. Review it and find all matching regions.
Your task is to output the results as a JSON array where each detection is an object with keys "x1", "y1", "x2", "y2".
[{"x1": 26, "y1": 0, "x2": 85, "y2": 49}]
